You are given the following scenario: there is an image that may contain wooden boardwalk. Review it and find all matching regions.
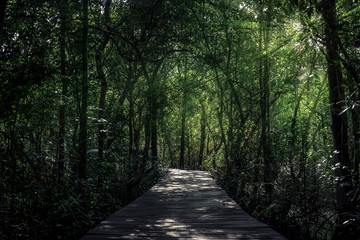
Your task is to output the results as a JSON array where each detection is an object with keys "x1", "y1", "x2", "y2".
[{"x1": 81, "y1": 169, "x2": 287, "y2": 240}]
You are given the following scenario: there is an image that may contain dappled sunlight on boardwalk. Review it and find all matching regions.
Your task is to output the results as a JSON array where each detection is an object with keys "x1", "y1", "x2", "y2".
[{"x1": 81, "y1": 169, "x2": 286, "y2": 239}]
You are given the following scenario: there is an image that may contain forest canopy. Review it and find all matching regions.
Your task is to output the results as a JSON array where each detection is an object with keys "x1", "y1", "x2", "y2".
[{"x1": 0, "y1": 0, "x2": 360, "y2": 239}]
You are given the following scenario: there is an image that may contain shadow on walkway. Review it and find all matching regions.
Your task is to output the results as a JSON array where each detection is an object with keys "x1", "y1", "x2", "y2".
[{"x1": 81, "y1": 169, "x2": 287, "y2": 240}]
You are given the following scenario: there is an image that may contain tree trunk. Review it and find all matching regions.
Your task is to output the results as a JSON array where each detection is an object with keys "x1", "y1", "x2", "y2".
[
  {"x1": 178, "y1": 60, "x2": 188, "y2": 170},
  {"x1": 227, "y1": 95, "x2": 234, "y2": 162},
  {"x1": 134, "y1": 109, "x2": 142, "y2": 153},
  {"x1": 129, "y1": 91, "x2": 134, "y2": 157},
  {"x1": 179, "y1": 98, "x2": 186, "y2": 169},
  {"x1": 187, "y1": 133, "x2": 191, "y2": 168},
  {"x1": 0, "y1": 0, "x2": 7, "y2": 45},
  {"x1": 96, "y1": 0, "x2": 111, "y2": 163},
  {"x1": 142, "y1": 103, "x2": 151, "y2": 172},
  {"x1": 140, "y1": 58, "x2": 163, "y2": 171},
  {"x1": 350, "y1": 100, "x2": 360, "y2": 185},
  {"x1": 218, "y1": 93, "x2": 229, "y2": 169},
  {"x1": 338, "y1": 42, "x2": 360, "y2": 184},
  {"x1": 260, "y1": 9, "x2": 273, "y2": 204},
  {"x1": 165, "y1": 129, "x2": 175, "y2": 167},
  {"x1": 78, "y1": 0, "x2": 88, "y2": 179},
  {"x1": 289, "y1": 89, "x2": 300, "y2": 179},
  {"x1": 322, "y1": 0, "x2": 354, "y2": 237},
  {"x1": 57, "y1": 0, "x2": 69, "y2": 179},
  {"x1": 150, "y1": 96, "x2": 158, "y2": 163},
  {"x1": 198, "y1": 102, "x2": 206, "y2": 168}
]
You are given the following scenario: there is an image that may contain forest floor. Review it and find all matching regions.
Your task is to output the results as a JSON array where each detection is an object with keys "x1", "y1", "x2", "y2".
[{"x1": 80, "y1": 169, "x2": 287, "y2": 239}]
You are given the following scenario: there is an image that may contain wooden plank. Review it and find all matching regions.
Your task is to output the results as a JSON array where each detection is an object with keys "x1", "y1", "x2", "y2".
[{"x1": 81, "y1": 169, "x2": 287, "y2": 240}]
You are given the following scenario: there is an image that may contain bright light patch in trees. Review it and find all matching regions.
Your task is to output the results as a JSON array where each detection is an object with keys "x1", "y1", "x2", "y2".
[{"x1": 239, "y1": 2, "x2": 245, "y2": 10}]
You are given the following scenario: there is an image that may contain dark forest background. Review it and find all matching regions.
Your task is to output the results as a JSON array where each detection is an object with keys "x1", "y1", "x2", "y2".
[{"x1": 1, "y1": 0, "x2": 360, "y2": 239}]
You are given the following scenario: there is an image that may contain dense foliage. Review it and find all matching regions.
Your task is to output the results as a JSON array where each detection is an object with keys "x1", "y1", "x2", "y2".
[{"x1": 1, "y1": 0, "x2": 359, "y2": 239}]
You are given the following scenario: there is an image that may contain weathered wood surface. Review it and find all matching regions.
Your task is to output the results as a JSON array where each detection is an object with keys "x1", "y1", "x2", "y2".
[{"x1": 81, "y1": 169, "x2": 287, "y2": 240}]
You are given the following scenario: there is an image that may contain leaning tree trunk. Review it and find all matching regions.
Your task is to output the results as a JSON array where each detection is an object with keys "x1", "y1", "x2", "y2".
[{"x1": 78, "y1": 0, "x2": 89, "y2": 179}]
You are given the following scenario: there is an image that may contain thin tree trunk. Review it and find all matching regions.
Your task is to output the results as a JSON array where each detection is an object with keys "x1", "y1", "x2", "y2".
[
  {"x1": 57, "y1": 0, "x2": 69, "y2": 179},
  {"x1": 140, "y1": 58, "x2": 163, "y2": 171},
  {"x1": 71, "y1": 109, "x2": 79, "y2": 173},
  {"x1": 78, "y1": 0, "x2": 88, "y2": 179},
  {"x1": 289, "y1": 67, "x2": 314, "y2": 180},
  {"x1": 96, "y1": 0, "x2": 111, "y2": 163},
  {"x1": 259, "y1": 8, "x2": 273, "y2": 204},
  {"x1": 129, "y1": 91, "x2": 134, "y2": 157},
  {"x1": 228, "y1": 95, "x2": 234, "y2": 162},
  {"x1": 289, "y1": 89, "x2": 300, "y2": 179},
  {"x1": 150, "y1": 96, "x2": 158, "y2": 162},
  {"x1": 214, "y1": 68, "x2": 229, "y2": 170},
  {"x1": 253, "y1": 129, "x2": 262, "y2": 197},
  {"x1": 165, "y1": 129, "x2": 175, "y2": 167},
  {"x1": 134, "y1": 109, "x2": 142, "y2": 153},
  {"x1": 263, "y1": 21, "x2": 272, "y2": 204},
  {"x1": 178, "y1": 60, "x2": 188, "y2": 170},
  {"x1": 301, "y1": 77, "x2": 326, "y2": 157},
  {"x1": 142, "y1": 103, "x2": 151, "y2": 172},
  {"x1": 187, "y1": 133, "x2": 191, "y2": 168},
  {"x1": 350, "y1": 99, "x2": 360, "y2": 185},
  {"x1": 198, "y1": 102, "x2": 206, "y2": 168},
  {"x1": 142, "y1": 80, "x2": 153, "y2": 171},
  {"x1": 0, "y1": 0, "x2": 7, "y2": 45},
  {"x1": 179, "y1": 106, "x2": 186, "y2": 169},
  {"x1": 218, "y1": 94, "x2": 229, "y2": 169},
  {"x1": 339, "y1": 40, "x2": 360, "y2": 185},
  {"x1": 254, "y1": 16, "x2": 263, "y2": 199}
]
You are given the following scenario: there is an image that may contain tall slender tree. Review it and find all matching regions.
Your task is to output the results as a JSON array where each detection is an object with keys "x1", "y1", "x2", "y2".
[
  {"x1": 96, "y1": 0, "x2": 112, "y2": 163},
  {"x1": 178, "y1": 60, "x2": 188, "y2": 170},
  {"x1": 57, "y1": 0, "x2": 69, "y2": 179},
  {"x1": 321, "y1": 0, "x2": 354, "y2": 237},
  {"x1": 259, "y1": 4, "x2": 273, "y2": 204},
  {"x1": 79, "y1": 0, "x2": 89, "y2": 179},
  {"x1": 0, "y1": 0, "x2": 7, "y2": 44},
  {"x1": 198, "y1": 101, "x2": 206, "y2": 168}
]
